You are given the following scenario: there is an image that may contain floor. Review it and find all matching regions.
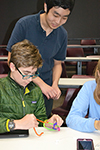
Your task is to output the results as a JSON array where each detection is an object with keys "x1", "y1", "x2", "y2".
[{"x1": 52, "y1": 90, "x2": 66, "y2": 110}]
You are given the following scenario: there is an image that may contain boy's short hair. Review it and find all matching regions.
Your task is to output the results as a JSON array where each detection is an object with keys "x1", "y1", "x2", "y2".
[
  {"x1": 44, "y1": 0, "x2": 75, "y2": 13},
  {"x1": 9, "y1": 39, "x2": 43, "y2": 69}
]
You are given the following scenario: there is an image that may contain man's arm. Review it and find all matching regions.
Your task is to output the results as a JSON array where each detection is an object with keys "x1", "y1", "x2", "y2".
[
  {"x1": 52, "y1": 59, "x2": 62, "y2": 99},
  {"x1": 7, "y1": 52, "x2": 11, "y2": 64},
  {"x1": 32, "y1": 76, "x2": 58, "y2": 99},
  {"x1": 33, "y1": 60, "x2": 62, "y2": 100}
]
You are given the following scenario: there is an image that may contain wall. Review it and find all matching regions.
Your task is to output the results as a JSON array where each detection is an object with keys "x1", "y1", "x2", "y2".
[{"x1": 0, "y1": 0, "x2": 100, "y2": 44}]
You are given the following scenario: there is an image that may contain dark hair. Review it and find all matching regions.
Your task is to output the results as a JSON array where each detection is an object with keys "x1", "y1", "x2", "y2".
[{"x1": 44, "y1": 0, "x2": 75, "y2": 13}]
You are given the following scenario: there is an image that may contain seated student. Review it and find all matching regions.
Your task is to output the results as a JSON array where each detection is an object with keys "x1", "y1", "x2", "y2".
[
  {"x1": 0, "y1": 39, "x2": 63, "y2": 133},
  {"x1": 66, "y1": 59, "x2": 100, "y2": 133}
]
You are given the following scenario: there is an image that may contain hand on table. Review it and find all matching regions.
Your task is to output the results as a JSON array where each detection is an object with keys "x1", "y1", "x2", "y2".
[
  {"x1": 14, "y1": 114, "x2": 39, "y2": 130},
  {"x1": 94, "y1": 120, "x2": 100, "y2": 130},
  {"x1": 46, "y1": 114, "x2": 64, "y2": 128}
]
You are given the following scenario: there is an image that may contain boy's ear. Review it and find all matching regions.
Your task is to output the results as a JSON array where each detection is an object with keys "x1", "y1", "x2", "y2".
[
  {"x1": 44, "y1": 3, "x2": 47, "y2": 12},
  {"x1": 9, "y1": 62, "x2": 16, "y2": 72}
]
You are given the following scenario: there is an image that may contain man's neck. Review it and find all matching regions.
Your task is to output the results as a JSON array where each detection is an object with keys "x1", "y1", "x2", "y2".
[{"x1": 40, "y1": 13, "x2": 53, "y2": 36}]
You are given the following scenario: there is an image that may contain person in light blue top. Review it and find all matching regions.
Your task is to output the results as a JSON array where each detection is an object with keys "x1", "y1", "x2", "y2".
[{"x1": 66, "y1": 59, "x2": 100, "y2": 132}]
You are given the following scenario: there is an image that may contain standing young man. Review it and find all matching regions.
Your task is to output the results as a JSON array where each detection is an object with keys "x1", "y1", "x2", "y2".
[
  {"x1": 6, "y1": 0, "x2": 75, "y2": 117},
  {"x1": 0, "y1": 39, "x2": 63, "y2": 133}
]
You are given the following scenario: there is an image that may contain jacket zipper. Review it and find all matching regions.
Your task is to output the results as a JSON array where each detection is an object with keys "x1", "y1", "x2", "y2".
[
  {"x1": 19, "y1": 89, "x2": 26, "y2": 116},
  {"x1": 22, "y1": 97, "x2": 25, "y2": 116}
]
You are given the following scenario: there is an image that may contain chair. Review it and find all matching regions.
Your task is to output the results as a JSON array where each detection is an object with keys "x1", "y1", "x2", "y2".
[
  {"x1": 0, "y1": 61, "x2": 10, "y2": 74},
  {"x1": 66, "y1": 47, "x2": 84, "y2": 58},
  {"x1": 80, "y1": 39, "x2": 96, "y2": 56},
  {"x1": 86, "y1": 55, "x2": 98, "y2": 76},
  {"x1": 65, "y1": 47, "x2": 85, "y2": 76},
  {"x1": 61, "y1": 62, "x2": 68, "y2": 78},
  {"x1": 72, "y1": 74, "x2": 95, "y2": 79},
  {"x1": 0, "y1": 45, "x2": 8, "y2": 56},
  {"x1": 86, "y1": 61, "x2": 97, "y2": 76},
  {"x1": 52, "y1": 87, "x2": 80, "y2": 116}
]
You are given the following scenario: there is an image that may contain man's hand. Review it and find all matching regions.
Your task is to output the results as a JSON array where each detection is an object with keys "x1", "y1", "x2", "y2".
[
  {"x1": 52, "y1": 84, "x2": 61, "y2": 100},
  {"x1": 40, "y1": 83, "x2": 58, "y2": 99}
]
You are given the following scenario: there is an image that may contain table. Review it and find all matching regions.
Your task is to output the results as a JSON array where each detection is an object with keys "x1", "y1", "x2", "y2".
[
  {"x1": 68, "y1": 38, "x2": 100, "y2": 41},
  {"x1": 65, "y1": 56, "x2": 100, "y2": 75},
  {"x1": 58, "y1": 78, "x2": 95, "y2": 88},
  {"x1": 0, "y1": 45, "x2": 7, "y2": 48},
  {"x1": 67, "y1": 45, "x2": 100, "y2": 55},
  {"x1": 67, "y1": 44, "x2": 100, "y2": 49},
  {"x1": 0, "y1": 56, "x2": 8, "y2": 60},
  {"x1": 0, "y1": 56, "x2": 98, "y2": 75},
  {"x1": 1, "y1": 44, "x2": 100, "y2": 48},
  {"x1": 0, "y1": 127, "x2": 100, "y2": 150}
]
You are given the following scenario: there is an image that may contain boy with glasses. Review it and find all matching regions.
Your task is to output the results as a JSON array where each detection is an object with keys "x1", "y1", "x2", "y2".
[{"x1": 0, "y1": 39, "x2": 63, "y2": 133}]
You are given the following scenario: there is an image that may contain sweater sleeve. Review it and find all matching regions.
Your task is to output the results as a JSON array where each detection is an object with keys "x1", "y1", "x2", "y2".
[
  {"x1": 0, "y1": 117, "x2": 9, "y2": 133},
  {"x1": 66, "y1": 81, "x2": 96, "y2": 132},
  {"x1": 0, "y1": 87, "x2": 9, "y2": 133}
]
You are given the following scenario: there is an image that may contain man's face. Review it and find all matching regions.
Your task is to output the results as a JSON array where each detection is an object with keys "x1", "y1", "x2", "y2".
[
  {"x1": 10, "y1": 65, "x2": 37, "y2": 88},
  {"x1": 45, "y1": 6, "x2": 70, "y2": 29}
]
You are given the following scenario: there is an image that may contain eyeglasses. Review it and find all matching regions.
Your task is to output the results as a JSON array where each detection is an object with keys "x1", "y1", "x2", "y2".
[{"x1": 15, "y1": 66, "x2": 39, "y2": 80}]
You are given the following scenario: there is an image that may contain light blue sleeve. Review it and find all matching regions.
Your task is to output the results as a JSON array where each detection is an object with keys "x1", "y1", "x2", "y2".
[{"x1": 66, "y1": 81, "x2": 96, "y2": 132}]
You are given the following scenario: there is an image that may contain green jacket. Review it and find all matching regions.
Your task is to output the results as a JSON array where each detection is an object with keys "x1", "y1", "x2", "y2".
[{"x1": 0, "y1": 74, "x2": 47, "y2": 133}]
